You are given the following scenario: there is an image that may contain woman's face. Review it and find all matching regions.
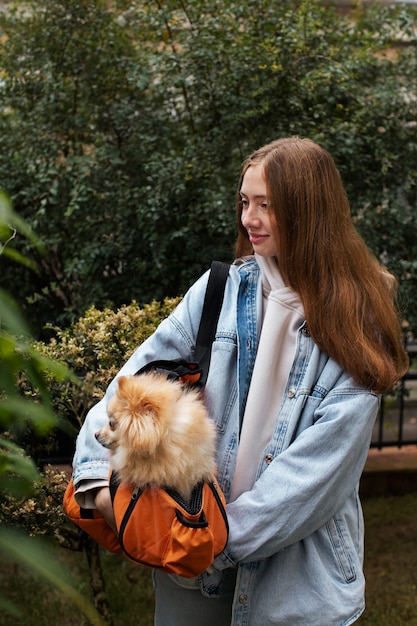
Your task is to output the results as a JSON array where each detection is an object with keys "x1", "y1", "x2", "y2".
[{"x1": 240, "y1": 164, "x2": 279, "y2": 258}]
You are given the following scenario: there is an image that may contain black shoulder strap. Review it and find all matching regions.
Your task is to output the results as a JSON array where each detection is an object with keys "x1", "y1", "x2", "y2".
[
  {"x1": 135, "y1": 261, "x2": 229, "y2": 387},
  {"x1": 195, "y1": 261, "x2": 229, "y2": 384}
]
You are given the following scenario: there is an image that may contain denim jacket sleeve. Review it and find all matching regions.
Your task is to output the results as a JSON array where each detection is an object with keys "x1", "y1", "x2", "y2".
[
  {"x1": 71, "y1": 269, "x2": 212, "y2": 487},
  {"x1": 212, "y1": 376, "x2": 379, "y2": 569}
]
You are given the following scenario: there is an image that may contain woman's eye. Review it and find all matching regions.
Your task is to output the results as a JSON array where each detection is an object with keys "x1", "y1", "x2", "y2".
[
  {"x1": 239, "y1": 199, "x2": 249, "y2": 210},
  {"x1": 260, "y1": 202, "x2": 269, "y2": 211}
]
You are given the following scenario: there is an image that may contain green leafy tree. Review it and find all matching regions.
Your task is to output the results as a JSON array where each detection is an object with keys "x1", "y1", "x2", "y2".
[
  {"x1": 0, "y1": 190, "x2": 61, "y2": 493},
  {"x1": 0, "y1": 190, "x2": 109, "y2": 623},
  {"x1": 0, "y1": 0, "x2": 416, "y2": 336}
]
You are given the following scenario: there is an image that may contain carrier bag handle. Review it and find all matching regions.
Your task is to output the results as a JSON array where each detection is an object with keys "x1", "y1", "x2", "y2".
[{"x1": 194, "y1": 261, "x2": 230, "y2": 385}]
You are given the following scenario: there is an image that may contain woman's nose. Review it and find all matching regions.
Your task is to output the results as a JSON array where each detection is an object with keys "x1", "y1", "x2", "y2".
[{"x1": 242, "y1": 203, "x2": 259, "y2": 229}]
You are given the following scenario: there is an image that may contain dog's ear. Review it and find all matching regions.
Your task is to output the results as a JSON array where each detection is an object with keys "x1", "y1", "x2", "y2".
[
  {"x1": 116, "y1": 375, "x2": 129, "y2": 393},
  {"x1": 113, "y1": 375, "x2": 137, "y2": 412}
]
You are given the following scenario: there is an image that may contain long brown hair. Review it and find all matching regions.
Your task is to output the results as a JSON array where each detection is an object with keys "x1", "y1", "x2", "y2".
[{"x1": 235, "y1": 136, "x2": 408, "y2": 394}]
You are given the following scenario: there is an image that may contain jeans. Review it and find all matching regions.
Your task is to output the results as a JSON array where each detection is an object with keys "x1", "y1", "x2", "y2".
[{"x1": 153, "y1": 569, "x2": 237, "y2": 626}]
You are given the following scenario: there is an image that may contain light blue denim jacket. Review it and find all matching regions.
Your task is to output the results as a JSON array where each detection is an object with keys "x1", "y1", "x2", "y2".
[{"x1": 73, "y1": 257, "x2": 379, "y2": 626}]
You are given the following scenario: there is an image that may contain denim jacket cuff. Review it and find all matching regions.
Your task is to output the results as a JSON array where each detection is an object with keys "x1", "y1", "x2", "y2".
[
  {"x1": 198, "y1": 550, "x2": 237, "y2": 598},
  {"x1": 72, "y1": 460, "x2": 110, "y2": 488},
  {"x1": 211, "y1": 549, "x2": 237, "y2": 571}
]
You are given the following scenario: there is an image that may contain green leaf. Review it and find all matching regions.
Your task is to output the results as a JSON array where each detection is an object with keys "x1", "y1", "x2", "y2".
[
  {"x1": 0, "y1": 290, "x2": 31, "y2": 337},
  {"x1": 0, "y1": 596, "x2": 21, "y2": 618},
  {"x1": 0, "y1": 438, "x2": 40, "y2": 496},
  {"x1": 0, "y1": 397, "x2": 56, "y2": 433},
  {"x1": 0, "y1": 530, "x2": 107, "y2": 626},
  {"x1": 0, "y1": 190, "x2": 44, "y2": 254}
]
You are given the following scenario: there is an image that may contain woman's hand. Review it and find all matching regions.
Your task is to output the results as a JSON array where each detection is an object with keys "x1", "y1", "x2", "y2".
[{"x1": 94, "y1": 486, "x2": 117, "y2": 533}]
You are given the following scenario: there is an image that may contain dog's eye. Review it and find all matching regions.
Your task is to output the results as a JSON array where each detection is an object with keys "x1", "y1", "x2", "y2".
[{"x1": 109, "y1": 419, "x2": 116, "y2": 430}]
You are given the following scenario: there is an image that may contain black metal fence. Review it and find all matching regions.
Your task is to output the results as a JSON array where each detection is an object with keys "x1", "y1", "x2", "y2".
[{"x1": 371, "y1": 343, "x2": 417, "y2": 449}]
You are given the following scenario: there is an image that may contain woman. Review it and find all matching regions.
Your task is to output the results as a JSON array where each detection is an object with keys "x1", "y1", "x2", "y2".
[{"x1": 72, "y1": 137, "x2": 408, "y2": 625}]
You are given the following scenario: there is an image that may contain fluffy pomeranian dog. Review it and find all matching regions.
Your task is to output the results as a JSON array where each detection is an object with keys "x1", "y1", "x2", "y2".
[{"x1": 95, "y1": 373, "x2": 217, "y2": 502}]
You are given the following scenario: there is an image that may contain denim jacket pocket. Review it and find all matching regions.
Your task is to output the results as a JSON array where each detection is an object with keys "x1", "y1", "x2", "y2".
[
  {"x1": 325, "y1": 516, "x2": 357, "y2": 583},
  {"x1": 205, "y1": 338, "x2": 238, "y2": 435}
]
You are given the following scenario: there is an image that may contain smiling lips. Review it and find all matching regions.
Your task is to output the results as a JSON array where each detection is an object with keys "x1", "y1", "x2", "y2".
[{"x1": 249, "y1": 232, "x2": 269, "y2": 245}]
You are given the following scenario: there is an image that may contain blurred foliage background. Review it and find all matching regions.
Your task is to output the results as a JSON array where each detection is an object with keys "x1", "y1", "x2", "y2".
[{"x1": 0, "y1": 0, "x2": 416, "y2": 338}]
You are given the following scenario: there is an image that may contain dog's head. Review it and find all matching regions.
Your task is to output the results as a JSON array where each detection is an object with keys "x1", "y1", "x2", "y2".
[{"x1": 95, "y1": 373, "x2": 176, "y2": 457}]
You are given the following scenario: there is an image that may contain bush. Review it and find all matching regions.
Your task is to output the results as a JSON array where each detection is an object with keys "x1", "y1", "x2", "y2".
[{"x1": 13, "y1": 297, "x2": 181, "y2": 463}]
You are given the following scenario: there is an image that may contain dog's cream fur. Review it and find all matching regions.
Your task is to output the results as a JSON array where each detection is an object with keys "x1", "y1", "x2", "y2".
[{"x1": 95, "y1": 373, "x2": 217, "y2": 502}]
